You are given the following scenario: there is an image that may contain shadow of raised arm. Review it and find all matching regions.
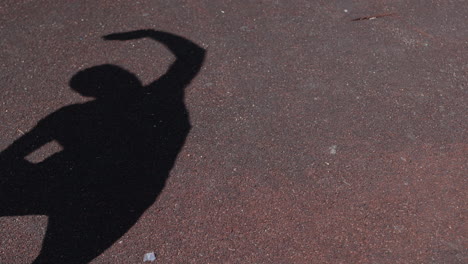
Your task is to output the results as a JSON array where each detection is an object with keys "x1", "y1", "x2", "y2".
[{"x1": 104, "y1": 29, "x2": 206, "y2": 94}]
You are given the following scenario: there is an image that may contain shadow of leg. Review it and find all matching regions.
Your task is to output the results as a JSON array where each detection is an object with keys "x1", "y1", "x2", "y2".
[{"x1": 32, "y1": 199, "x2": 150, "y2": 264}]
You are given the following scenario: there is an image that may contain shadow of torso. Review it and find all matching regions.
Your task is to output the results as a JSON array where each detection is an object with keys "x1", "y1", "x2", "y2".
[
  {"x1": 27, "y1": 82, "x2": 190, "y2": 262},
  {"x1": 38, "y1": 97, "x2": 188, "y2": 205}
]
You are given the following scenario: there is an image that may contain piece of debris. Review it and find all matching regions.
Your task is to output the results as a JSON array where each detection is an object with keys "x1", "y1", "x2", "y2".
[
  {"x1": 143, "y1": 252, "x2": 157, "y2": 262},
  {"x1": 352, "y1": 13, "x2": 396, "y2": 21},
  {"x1": 329, "y1": 145, "x2": 337, "y2": 155}
]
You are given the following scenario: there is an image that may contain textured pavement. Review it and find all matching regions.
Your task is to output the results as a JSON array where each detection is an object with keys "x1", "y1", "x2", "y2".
[{"x1": 1, "y1": 0, "x2": 467, "y2": 263}]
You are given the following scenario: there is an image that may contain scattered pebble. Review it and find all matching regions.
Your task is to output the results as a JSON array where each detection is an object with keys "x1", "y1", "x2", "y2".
[
  {"x1": 143, "y1": 252, "x2": 156, "y2": 262},
  {"x1": 240, "y1": 26, "x2": 250, "y2": 32},
  {"x1": 329, "y1": 145, "x2": 337, "y2": 155}
]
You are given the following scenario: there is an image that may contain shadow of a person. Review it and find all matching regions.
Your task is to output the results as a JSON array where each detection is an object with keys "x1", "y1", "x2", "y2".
[{"x1": 0, "y1": 30, "x2": 205, "y2": 263}]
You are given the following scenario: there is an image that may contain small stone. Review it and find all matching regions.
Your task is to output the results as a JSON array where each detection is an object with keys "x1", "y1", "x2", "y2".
[
  {"x1": 143, "y1": 252, "x2": 156, "y2": 262},
  {"x1": 329, "y1": 145, "x2": 337, "y2": 155}
]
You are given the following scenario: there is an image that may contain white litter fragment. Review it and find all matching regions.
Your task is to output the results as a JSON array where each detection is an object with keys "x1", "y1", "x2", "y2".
[
  {"x1": 329, "y1": 145, "x2": 337, "y2": 155},
  {"x1": 143, "y1": 252, "x2": 156, "y2": 262}
]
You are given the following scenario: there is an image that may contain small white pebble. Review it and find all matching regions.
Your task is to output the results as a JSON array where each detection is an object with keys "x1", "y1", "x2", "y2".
[
  {"x1": 143, "y1": 252, "x2": 156, "y2": 262},
  {"x1": 344, "y1": 9, "x2": 348, "y2": 13},
  {"x1": 329, "y1": 145, "x2": 337, "y2": 155}
]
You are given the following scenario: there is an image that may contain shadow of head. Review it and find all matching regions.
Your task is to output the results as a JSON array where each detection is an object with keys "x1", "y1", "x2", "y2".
[{"x1": 70, "y1": 64, "x2": 142, "y2": 101}]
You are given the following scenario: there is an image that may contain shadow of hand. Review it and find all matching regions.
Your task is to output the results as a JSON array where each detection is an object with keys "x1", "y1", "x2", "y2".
[{"x1": 103, "y1": 29, "x2": 155, "y2": 41}]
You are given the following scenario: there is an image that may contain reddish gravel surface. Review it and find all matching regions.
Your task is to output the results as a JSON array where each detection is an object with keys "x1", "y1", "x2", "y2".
[{"x1": 1, "y1": 1, "x2": 467, "y2": 263}]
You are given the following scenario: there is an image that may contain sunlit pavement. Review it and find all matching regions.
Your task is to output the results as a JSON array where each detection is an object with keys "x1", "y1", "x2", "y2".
[{"x1": 1, "y1": 1, "x2": 466, "y2": 263}]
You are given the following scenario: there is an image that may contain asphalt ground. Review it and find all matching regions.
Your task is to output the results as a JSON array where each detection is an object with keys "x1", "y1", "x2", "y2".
[{"x1": 1, "y1": 0, "x2": 467, "y2": 263}]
